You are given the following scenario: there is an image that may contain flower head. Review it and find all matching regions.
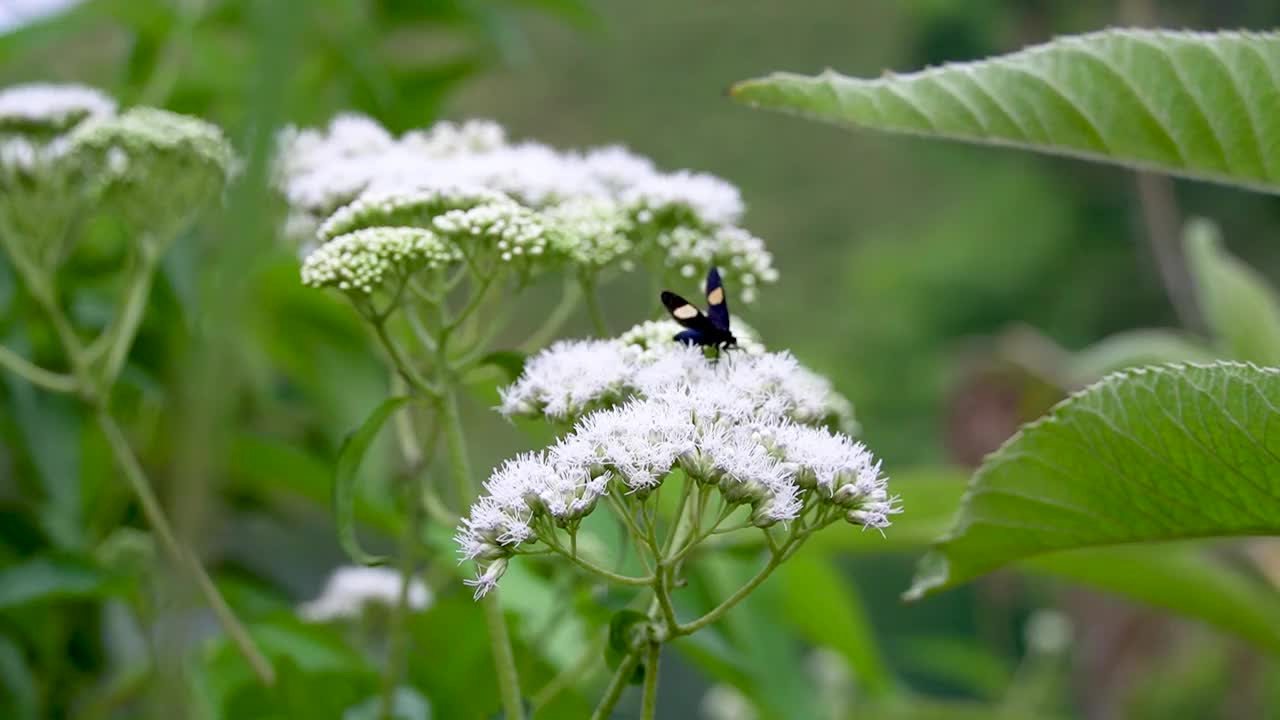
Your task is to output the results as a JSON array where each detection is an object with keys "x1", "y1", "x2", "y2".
[
  {"x1": 0, "y1": 83, "x2": 116, "y2": 136},
  {"x1": 299, "y1": 566, "x2": 432, "y2": 622},
  {"x1": 301, "y1": 226, "x2": 461, "y2": 296}
]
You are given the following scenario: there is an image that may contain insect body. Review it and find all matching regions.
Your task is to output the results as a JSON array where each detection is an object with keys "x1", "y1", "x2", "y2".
[{"x1": 660, "y1": 267, "x2": 738, "y2": 350}]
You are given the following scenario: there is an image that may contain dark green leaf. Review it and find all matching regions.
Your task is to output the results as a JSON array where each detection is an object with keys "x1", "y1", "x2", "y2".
[
  {"x1": 333, "y1": 396, "x2": 413, "y2": 566},
  {"x1": 0, "y1": 555, "x2": 112, "y2": 610}
]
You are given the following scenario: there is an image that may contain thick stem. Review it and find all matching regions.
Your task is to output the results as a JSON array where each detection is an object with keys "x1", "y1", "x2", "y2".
[
  {"x1": 640, "y1": 642, "x2": 661, "y2": 720},
  {"x1": 438, "y1": 384, "x2": 474, "y2": 507},
  {"x1": 96, "y1": 409, "x2": 275, "y2": 685},
  {"x1": 482, "y1": 593, "x2": 526, "y2": 720},
  {"x1": 590, "y1": 649, "x2": 642, "y2": 720}
]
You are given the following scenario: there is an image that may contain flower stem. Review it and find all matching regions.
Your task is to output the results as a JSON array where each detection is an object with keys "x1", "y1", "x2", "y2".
[
  {"x1": 482, "y1": 592, "x2": 526, "y2": 720},
  {"x1": 436, "y1": 375, "x2": 524, "y2": 719},
  {"x1": 676, "y1": 543, "x2": 790, "y2": 636},
  {"x1": 98, "y1": 254, "x2": 158, "y2": 386},
  {"x1": 0, "y1": 343, "x2": 76, "y2": 393},
  {"x1": 96, "y1": 408, "x2": 275, "y2": 685},
  {"x1": 640, "y1": 642, "x2": 661, "y2": 720},
  {"x1": 590, "y1": 649, "x2": 642, "y2": 720},
  {"x1": 519, "y1": 275, "x2": 581, "y2": 352},
  {"x1": 379, "y1": 476, "x2": 421, "y2": 719},
  {"x1": 579, "y1": 273, "x2": 610, "y2": 337}
]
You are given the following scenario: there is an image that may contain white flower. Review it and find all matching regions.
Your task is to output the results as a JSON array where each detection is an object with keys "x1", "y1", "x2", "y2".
[
  {"x1": 761, "y1": 422, "x2": 898, "y2": 529},
  {"x1": 701, "y1": 684, "x2": 759, "y2": 720},
  {"x1": 498, "y1": 340, "x2": 634, "y2": 419},
  {"x1": 318, "y1": 185, "x2": 511, "y2": 243},
  {"x1": 401, "y1": 119, "x2": 507, "y2": 156},
  {"x1": 654, "y1": 225, "x2": 776, "y2": 300},
  {"x1": 624, "y1": 169, "x2": 744, "y2": 227},
  {"x1": 299, "y1": 566, "x2": 432, "y2": 622},
  {"x1": 301, "y1": 226, "x2": 461, "y2": 295},
  {"x1": 618, "y1": 318, "x2": 765, "y2": 360},
  {"x1": 0, "y1": 83, "x2": 115, "y2": 134}
]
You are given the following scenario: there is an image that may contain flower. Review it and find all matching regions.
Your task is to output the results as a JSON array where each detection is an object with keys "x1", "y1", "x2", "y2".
[
  {"x1": 276, "y1": 116, "x2": 779, "y2": 293},
  {"x1": 301, "y1": 226, "x2": 462, "y2": 296},
  {"x1": 0, "y1": 83, "x2": 116, "y2": 136},
  {"x1": 299, "y1": 566, "x2": 432, "y2": 622},
  {"x1": 318, "y1": 185, "x2": 512, "y2": 243},
  {"x1": 459, "y1": 339, "x2": 891, "y2": 597},
  {"x1": 500, "y1": 332, "x2": 856, "y2": 433}
]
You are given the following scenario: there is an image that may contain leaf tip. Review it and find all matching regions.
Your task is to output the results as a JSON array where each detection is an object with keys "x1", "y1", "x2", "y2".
[{"x1": 902, "y1": 550, "x2": 950, "y2": 603}]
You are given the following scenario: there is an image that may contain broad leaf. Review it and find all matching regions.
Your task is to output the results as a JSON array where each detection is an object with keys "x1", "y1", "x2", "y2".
[
  {"x1": 732, "y1": 30, "x2": 1280, "y2": 194},
  {"x1": 907, "y1": 362, "x2": 1280, "y2": 600},
  {"x1": 1026, "y1": 543, "x2": 1280, "y2": 654},
  {"x1": 1185, "y1": 218, "x2": 1280, "y2": 365},
  {"x1": 779, "y1": 552, "x2": 895, "y2": 698},
  {"x1": 0, "y1": 555, "x2": 112, "y2": 610},
  {"x1": 333, "y1": 396, "x2": 412, "y2": 566}
]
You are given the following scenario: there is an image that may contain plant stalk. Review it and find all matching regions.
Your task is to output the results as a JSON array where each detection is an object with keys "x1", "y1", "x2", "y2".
[
  {"x1": 640, "y1": 642, "x2": 661, "y2": 720},
  {"x1": 590, "y1": 649, "x2": 642, "y2": 720}
]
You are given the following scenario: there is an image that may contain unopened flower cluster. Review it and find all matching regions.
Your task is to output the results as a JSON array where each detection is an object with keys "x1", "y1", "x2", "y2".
[
  {"x1": 0, "y1": 83, "x2": 233, "y2": 263},
  {"x1": 279, "y1": 115, "x2": 777, "y2": 295},
  {"x1": 457, "y1": 340, "x2": 890, "y2": 597}
]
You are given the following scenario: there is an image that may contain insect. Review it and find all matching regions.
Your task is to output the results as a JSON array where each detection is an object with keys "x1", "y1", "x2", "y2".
[{"x1": 660, "y1": 266, "x2": 738, "y2": 350}]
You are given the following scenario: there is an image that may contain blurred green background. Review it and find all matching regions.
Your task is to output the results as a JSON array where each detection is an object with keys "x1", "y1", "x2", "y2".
[{"x1": 4, "y1": 1, "x2": 1280, "y2": 718}]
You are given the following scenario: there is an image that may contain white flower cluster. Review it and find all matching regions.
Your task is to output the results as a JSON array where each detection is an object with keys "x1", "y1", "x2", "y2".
[
  {"x1": 458, "y1": 347, "x2": 894, "y2": 597},
  {"x1": 500, "y1": 333, "x2": 856, "y2": 433},
  {"x1": 278, "y1": 115, "x2": 777, "y2": 292},
  {"x1": 299, "y1": 566, "x2": 432, "y2": 622},
  {"x1": 301, "y1": 227, "x2": 462, "y2": 295},
  {"x1": 0, "y1": 83, "x2": 116, "y2": 135},
  {"x1": 617, "y1": 318, "x2": 765, "y2": 360}
]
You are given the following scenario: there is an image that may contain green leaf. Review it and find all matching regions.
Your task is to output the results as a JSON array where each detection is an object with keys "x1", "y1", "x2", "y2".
[
  {"x1": 1025, "y1": 543, "x2": 1280, "y2": 654},
  {"x1": 333, "y1": 396, "x2": 412, "y2": 566},
  {"x1": 1068, "y1": 329, "x2": 1217, "y2": 385},
  {"x1": 779, "y1": 552, "x2": 895, "y2": 698},
  {"x1": 732, "y1": 30, "x2": 1280, "y2": 194},
  {"x1": 343, "y1": 687, "x2": 431, "y2": 720},
  {"x1": 0, "y1": 556, "x2": 112, "y2": 610},
  {"x1": 907, "y1": 362, "x2": 1280, "y2": 601},
  {"x1": 1185, "y1": 218, "x2": 1280, "y2": 365},
  {"x1": 0, "y1": 635, "x2": 36, "y2": 720}
]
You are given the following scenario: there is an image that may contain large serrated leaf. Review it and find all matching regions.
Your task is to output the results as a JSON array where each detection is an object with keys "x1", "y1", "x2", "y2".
[
  {"x1": 907, "y1": 362, "x2": 1280, "y2": 601},
  {"x1": 732, "y1": 30, "x2": 1280, "y2": 194}
]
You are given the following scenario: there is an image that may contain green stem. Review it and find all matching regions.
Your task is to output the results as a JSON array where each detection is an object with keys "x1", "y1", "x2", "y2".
[
  {"x1": 590, "y1": 649, "x2": 642, "y2": 720},
  {"x1": 640, "y1": 642, "x2": 661, "y2": 720},
  {"x1": 379, "y1": 477, "x2": 421, "y2": 720},
  {"x1": 96, "y1": 409, "x2": 275, "y2": 685},
  {"x1": 0, "y1": 343, "x2": 76, "y2": 393},
  {"x1": 519, "y1": 275, "x2": 581, "y2": 352},
  {"x1": 373, "y1": 318, "x2": 439, "y2": 399},
  {"x1": 676, "y1": 543, "x2": 790, "y2": 636},
  {"x1": 436, "y1": 377, "x2": 524, "y2": 719},
  {"x1": 97, "y1": 254, "x2": 158, "y2": 385},
  {"x1": 482, "y1": 593, "x2": 526, "y2": 720},
  {"x1": 543, "y1": 536, "x2": 653, "y2": 586},
  {"x1": 580, "y1": 274, "x2": 610, "y2": 337}
]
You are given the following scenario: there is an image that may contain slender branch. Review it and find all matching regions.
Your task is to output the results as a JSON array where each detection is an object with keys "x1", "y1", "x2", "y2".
[
  {"x1": 96, "y1": 409, "x2": 275, "y2": 685},
  {"x1": 590, "y1": 649, "x2": 642, "y2": 720},
  {"x1": 372, "y1": 319, "x2": 440, "y2": 399},
  {"x1": 532, "y1": 632, "x2": 605, "y2": 711},
  {"x1": 519, "y1": 275, "x2": 581, "y2": 352},
  {"x1": 640, "y1": 642, "x2": 661, "y2": 720},
  {"x1": 543, "y1": 536, "x2": 653, "y2": 586},
  {"x1": 482, "y1": 592, "x2": 526, "y2": 720},
  {"x1": 379, "y1": 476, "x2": 422, "y2": 719},
  {"x1": 579, "y1": 273, "x2": 610, "y2": 337},
  {"x1": 98, "y1": 253, "x2": 158, "y2": 385},
  {"x1": 676, "y1": 543, "x2": 790, "y2": 636},
  {"x1": 0, "y1": 343, "x2": 77, "y2": 393}
]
